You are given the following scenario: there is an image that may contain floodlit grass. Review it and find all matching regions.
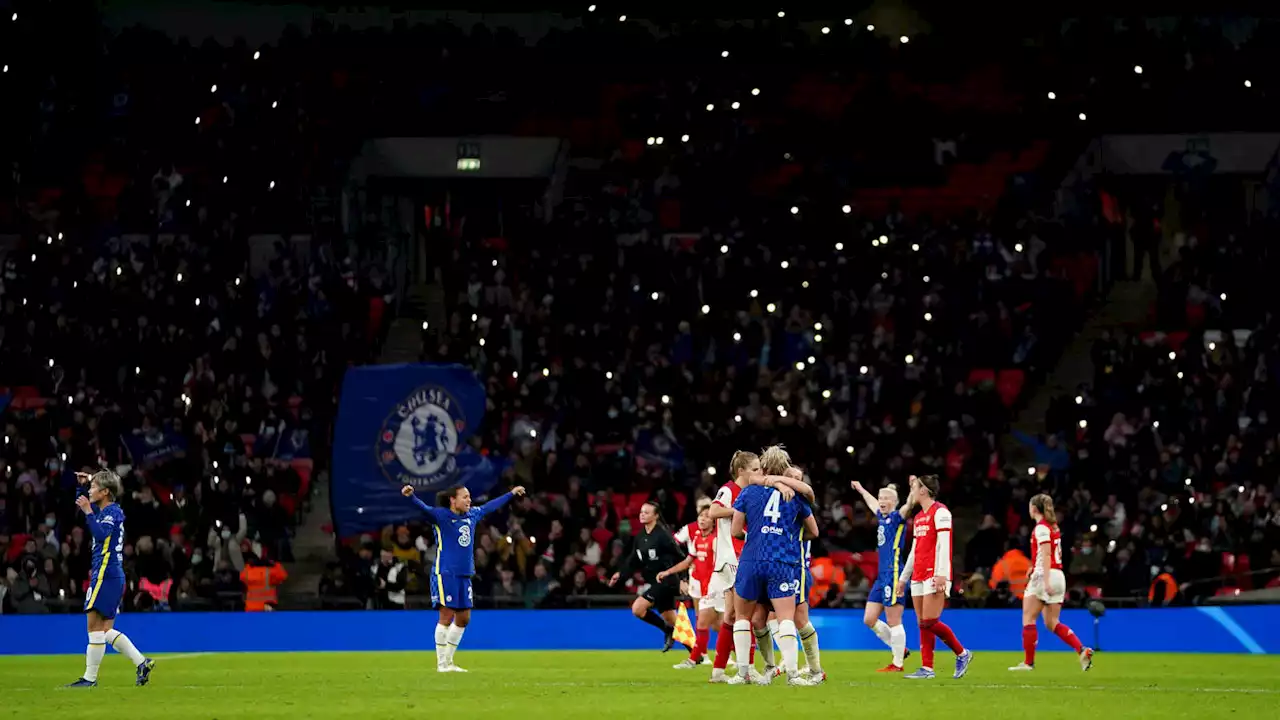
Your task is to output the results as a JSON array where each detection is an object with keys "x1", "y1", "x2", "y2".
[{"x1": 3, "y1": 650, "x2": 1277, "y2": 719}]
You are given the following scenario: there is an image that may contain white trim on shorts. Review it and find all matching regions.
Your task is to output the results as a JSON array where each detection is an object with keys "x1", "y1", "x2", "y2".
[
  {"x1": 910, "y1": 578, "x2": 953, "y2": 597},
  {"x1": 708, "y1": 564, "x2": 737, "y2": 596}
]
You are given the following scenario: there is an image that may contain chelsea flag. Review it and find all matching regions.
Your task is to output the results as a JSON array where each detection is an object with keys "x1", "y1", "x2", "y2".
[{"x1": 332, "y1": 363, "x2": 509, "y2": 536}]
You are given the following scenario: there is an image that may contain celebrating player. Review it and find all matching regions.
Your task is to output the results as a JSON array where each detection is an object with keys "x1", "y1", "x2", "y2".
[
  {"x1": 706, "y1": 451, "x2": 758, "y2": 682},
  {"x1": 895, "y1": 474, "x2": 973, "y2": 680},
  {"x1": 1009, "y1": 494, "x2": 1095, "y2": 672},
  {"x1": 609, "y1": 501, "x2": 691, "y2": 653},
  {"x1": 730, "y1": 445, "x2": 821, "y2": 687},
  {"x1": 67, "y1": 470, "x2": 156, "y2": 688},
  {"x1": 851, "y1": 479, "x2": 914, "y2": 671},
  {"x1": 785, "y1": 466, "x2": 824, "y2": 684},
  {"x1": 402, "y1": 483, "x2": 526, "y2": 672},
  {"x1": 661, "y1": 504, "x2": 720, "y2": 669}
]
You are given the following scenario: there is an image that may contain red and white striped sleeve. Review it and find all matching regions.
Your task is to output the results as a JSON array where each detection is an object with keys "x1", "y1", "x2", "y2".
[{"x1": 933, "y1": 507, "x2": 952, "y2": 578}]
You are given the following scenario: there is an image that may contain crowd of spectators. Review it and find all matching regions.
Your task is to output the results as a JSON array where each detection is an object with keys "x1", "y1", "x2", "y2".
[{"x1": 4, "y1": 4, "x2": 1280, "y2": 612}]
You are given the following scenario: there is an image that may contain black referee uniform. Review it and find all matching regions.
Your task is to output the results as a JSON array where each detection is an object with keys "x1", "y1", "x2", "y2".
[{"x1": 617, "y1": 522, "x2": 687, "y2": 650}]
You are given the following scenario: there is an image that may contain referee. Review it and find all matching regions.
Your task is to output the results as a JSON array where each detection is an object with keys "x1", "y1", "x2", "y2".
[{"x1": 609, "y1": 500, "x2": 689, "y2": 651}]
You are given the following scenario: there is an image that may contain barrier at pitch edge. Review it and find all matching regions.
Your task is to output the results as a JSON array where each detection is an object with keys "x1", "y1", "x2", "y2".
[{"x1": 1, "y1": 607, "x2": 1277, "y2": 655}]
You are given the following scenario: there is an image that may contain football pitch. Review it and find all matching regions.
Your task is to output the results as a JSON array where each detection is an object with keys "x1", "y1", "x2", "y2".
[{"x1": 3, "y1": 651, "x2": 1277, "y2": 719}]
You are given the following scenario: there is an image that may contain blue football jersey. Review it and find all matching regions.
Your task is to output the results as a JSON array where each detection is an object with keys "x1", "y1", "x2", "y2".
[
  {"x1": 876, "y1": 509, "x2": 908, "y2": 580},
  {"x1": 734, "y1": 485, "x2": 812, "y2": 566},
  {"x1": 410, "y1": 492, "x2": 514, "y2": 576},
  {"x1": 86, "y1": 503, "x2": 126, "y2": 579}
]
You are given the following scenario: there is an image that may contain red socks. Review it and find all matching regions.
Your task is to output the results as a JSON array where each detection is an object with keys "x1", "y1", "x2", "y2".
[
  {"x1": 712, "y1": 624, "x2": 733, "y2": 669},
  {"x1": 691, "y1": 628, "x2": 710, "y2": 663},
  {"x1": 918, "y1": 621, "x2": 936, "y2": 669},
  {"x1": 1023, "y1": 624, "x2": 1037, "y2": 665},
  {"x1": 1054, "y1": 623, "x2": 1084, "y2": 653},
  {"x1": 924, "y1": 619, "x2": 964, "y2": 655},
  {"x1": 749, "y1": 634, "x2": 757, "y2": 664}
]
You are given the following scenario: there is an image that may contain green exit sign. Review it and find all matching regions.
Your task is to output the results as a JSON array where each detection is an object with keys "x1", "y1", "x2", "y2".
[{"x1": 457, "y1": 158, "x2": 481, "y2": 171}]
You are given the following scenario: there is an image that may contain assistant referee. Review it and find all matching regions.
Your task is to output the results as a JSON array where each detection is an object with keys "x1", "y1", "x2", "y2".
[{"x1": 609, "y1": 500, "x2": 689, "y2": 652}]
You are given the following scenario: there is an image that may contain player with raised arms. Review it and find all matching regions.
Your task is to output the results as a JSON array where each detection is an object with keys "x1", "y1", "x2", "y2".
[
  {"x1": 660, "y1": 504, "x2": 719, "y2": 669},
  {"x1": 730, "y1": 445, "x2": 821, "y2": 687},
  {"x1": 67, "y1": 470, "x2": 156, "y2": 687},
  {"x1": 402, "y1": 482, "x2": 525, "y2": 672},
  {"x1": 851, "y1": 478, "x2": 915, "y2": 671},
  {"x1": 895, "y1": 474, "x2": 973, "y2": 680},
  {"x1": 1009, "y1": 493, "x2": 1094, "y2": 672}
]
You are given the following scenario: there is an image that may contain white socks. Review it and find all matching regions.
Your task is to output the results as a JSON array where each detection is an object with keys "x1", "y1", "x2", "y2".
[
  {"x1": 767, "y1": 618, "x2": 781, "y2": 649},
  {"x1": 753, "y1": 626, "x2": 776, "y2": 667},
  {"x1": 434, "y1": 623, "x2": 449, "y2": 667},
  {"x1": 872, "y1": 619, "x2": 893, "y2": 647},
  {"x1": 776, "y1": 619, "x2": 799, "y2": 674},
  {"x1": 105, "y1": 629, "x2": 146, "y2": 667},
  {"x1": 444, "y1": 625, "x2": 466, "y2": 666},
  {"x1": 84, "y1": 631, "x2": 107, "y2": 681},
  {"x1": 733, "y1": 620, "x2": 753, "y2": 674},
  {"x1": 799, "y1": 622, "x2": 822, "y2": 673},
  {"x1": 890, "y1": 624, "x2": 907, "y2": 667}
]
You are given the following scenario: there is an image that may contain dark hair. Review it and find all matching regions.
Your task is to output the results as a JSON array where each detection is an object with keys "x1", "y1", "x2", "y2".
[
  {"x1": 437, "y1": 486, "x2": 466, "y2": 508},
  {"x1": 916, "y1": 474, "x2": 940, "y2": 499},
  {"x1": 641, "y1": 500, "x2": 670, "y2": 533}
]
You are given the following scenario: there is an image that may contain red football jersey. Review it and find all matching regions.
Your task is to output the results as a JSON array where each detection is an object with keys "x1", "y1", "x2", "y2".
[
  {"x1": 1033, "y1": 520, "x2": 1063, "y2": 571},
  {"x1": 911, "y1": 501, "x2": 953, "y2": 582},
  {"x1": 676, "y1": 521, "x2": 717, "y2": 593}
]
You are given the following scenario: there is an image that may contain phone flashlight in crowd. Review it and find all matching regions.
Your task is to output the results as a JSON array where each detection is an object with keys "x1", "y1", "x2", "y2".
[
  {"x1": 1078, "y1": 112, "x2": 1087, "y2": 121},
  {"x1": 752, "y1": 87, "x2": 761, "y2": 95},
  {"x1": 821, "y1": 27, "x2": 830, "y2": 35},
  {"x1": 733, "y1": 332, "x2": 741, "y2": 342},
  {"x1": 216, "y1": 520, "x2": 223, "y2": 529},
  {"x1": 681, "y1": 134, "x2": 690, "y2": 142},
  {"x1": 867, "y1": 24, "x2": 875, "y2": 30},
  {"x1": 48, "y1": 358, "x2": 54, "y2": 367},
  {"x1": 1134, "y1": 65, "x2": 1143, "y2": 74},
  {"x1": 815, "y1": 333, "x2": 823, "y2": 342},
  {"x1": 835, "y1": 242, "x2": 844, "y2": 251}
]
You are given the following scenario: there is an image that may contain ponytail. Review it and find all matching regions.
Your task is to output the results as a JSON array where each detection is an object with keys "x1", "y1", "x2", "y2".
[{"x1": 1031, "y1": 493, "x2": 1058, "y2": 526}]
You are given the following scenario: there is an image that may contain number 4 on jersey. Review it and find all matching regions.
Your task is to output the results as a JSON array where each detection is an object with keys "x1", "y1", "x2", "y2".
[{"x1": 763, "y1": 490, "x2": 781, "y2": 524}]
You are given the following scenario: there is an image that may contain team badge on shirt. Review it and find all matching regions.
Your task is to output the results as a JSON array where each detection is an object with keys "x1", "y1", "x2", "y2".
[{"x1": 377, "y1": 384, "x2": 468, "y2": 490}]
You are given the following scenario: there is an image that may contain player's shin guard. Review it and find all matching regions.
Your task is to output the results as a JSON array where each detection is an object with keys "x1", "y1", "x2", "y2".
[
  {"x1": 1022, "y1": 625, "x2": 1037, "y2": 666},
  {"x1": 799, "y1": 622, "x2": 822, "y2": 673},
  {"x1": 776, "y1": 620, "x2": 799, "y2": 674},
  {"x1": 713, "y1": 624, "x2": 734, "y2": 669},
  {"x1": 104, "y1": 629, "x2": 146, "y2": 667},
  {"x1": 1053, "y1": 623, "x2": 1084, "y2": 653},
  {"x1": 918, "y1": 622, "x2": 935, "y2": 671},
  {"x1": 732, "y1": 620, "x2": 753, "y2": 673},
  {"x1": 872, "y1": 620, "x2": 893, "y2": 647},
  {"x1": 692, "y1": 628, "x2": 710, "y2": 662},
  {"x1": 752, "y1": 626, "x2": 776, "y2": 667},
  {"x1": 434, "y1": 623, "x2": 449, "y2": 667},
  {"x1": 444, "y1": 625, "x2": 466, "y2": 666},
  {"x1": 889, "y1": 624, "x2": 907, "y2": 667},
  {"x1": 85, "y1": 631, "x2": 107, "y2": 682}
]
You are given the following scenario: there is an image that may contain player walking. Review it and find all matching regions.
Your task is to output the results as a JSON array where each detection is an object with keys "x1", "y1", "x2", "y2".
[
  {"x1": 403, "y1": 483, "x2": 525, "y2": 672},
  {"x1": 661, "y1": 505, "x2": 720, "y2": 668},
  {"x1": 67, "y1": 470, "x2": 156, "y2": 687},
  {"x1": 609, "y1": 501, "x2": 691, "y2": 653},
  {"x1": 851, "y1": 479, "x2": 915, "y2": 671},
  {"x1": 1009, "y1": 494, "x2": 1094, "y2": 672},
  {"x1": 731, "y1": 446, "x2": 821, "y2": 687},
  {"x1": 895, "y1": 474, "x2": 973, "y2": 680}
]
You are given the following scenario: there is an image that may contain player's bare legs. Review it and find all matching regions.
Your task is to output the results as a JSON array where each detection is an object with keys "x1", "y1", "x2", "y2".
[{"x1": 1041, "y1": 600, "x2": 1092, "y2": 670}]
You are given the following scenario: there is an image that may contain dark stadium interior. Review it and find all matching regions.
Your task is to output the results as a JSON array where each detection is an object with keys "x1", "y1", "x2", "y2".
[{"x1": 2, "y1": 0, "x2": 1279, "y2": 620}]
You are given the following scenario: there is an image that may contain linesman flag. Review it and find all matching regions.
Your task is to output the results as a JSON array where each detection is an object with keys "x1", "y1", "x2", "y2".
[{"x1": 673, "y1": 602, "x2": 697, "y2": 649}]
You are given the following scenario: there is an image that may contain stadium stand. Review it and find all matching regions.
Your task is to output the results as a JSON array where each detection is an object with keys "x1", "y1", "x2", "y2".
[{"x1": 2, "y1": 3, "x2": 1278, "y2": 614}]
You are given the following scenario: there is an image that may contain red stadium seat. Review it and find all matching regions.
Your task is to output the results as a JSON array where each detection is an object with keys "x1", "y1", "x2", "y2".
[
  {"x1": 1235, "y1": 553, "x2": 1252, "y2": 590},
  {"x1": 673, "y1": 491, "x2": 688, "y2": 521},
  {"x1": 278, "y1": 493, "x2": 298, "y2": 518},
  {"x1": 240, "y1": 434, "x2": 257, "y2": 456},
  {"x1": 967, "y1": 368, "x2": 996, "y2": 387},
  {"x1": 290, "y1": 459, "x2": 314, "y2": 498},
  {"x1": 1220, "y1": 552, "x2": 1236, "y2": 576},
  {"x1": 1083, "y1": 585, "x2": 1103, "y2": 599},
  {"x1": 626, "y1": 492, "x2": 650, "y2": 518},
  {"x1": 828, "y1": 549, "x2": 856, "y2": 569},
  {"x1": 996, "y1": 369, "x2": 1025, "y2": 407}
]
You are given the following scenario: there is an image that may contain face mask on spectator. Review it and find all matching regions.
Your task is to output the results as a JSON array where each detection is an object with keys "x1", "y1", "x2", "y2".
[
  {"x1": 221, "y1": 529, "x2": 232, "y2": 541},
  {"x1": 192, "y1": 552, "x2": 203, "y2": 565},
  {"x1": 45, "y1": 516, "x2": 56, "y2": 527}
]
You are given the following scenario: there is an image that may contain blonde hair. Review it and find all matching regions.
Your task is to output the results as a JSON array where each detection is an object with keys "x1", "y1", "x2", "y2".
[
  {"x1": 760, "y1": 445, "x2": 792, "y2": 475},
  {"x1": 92, "y1": 470, "x2": 122, "y2": 501},
  {"x1": 729, "y1": 451, "x2": 759, "y2": 479},
  {"x1": 880, "y1": 484, "x2": 900, "y2": 502},
  {"x1": 1030, "y1": 493, "x2": 1058, "y2": 525}
]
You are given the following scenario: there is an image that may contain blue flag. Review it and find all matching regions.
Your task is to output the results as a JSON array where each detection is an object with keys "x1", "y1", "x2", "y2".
[
  {"x1": 331, "y1": 363, "x2": 507, "y2": 536},
  {"x1": 256, "y1": 422, "x2": 312, "y2": 462},
  {"x1": 635, "y1": 428, "x2": 684, "y2": 474},
  {"x1": 122, "y1": 426, "x2": 189, "y2": 467}
]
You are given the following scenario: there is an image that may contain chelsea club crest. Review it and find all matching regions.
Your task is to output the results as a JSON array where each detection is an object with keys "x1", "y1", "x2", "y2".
[{"x1": 377, "y1": 384, "x2": 467, "y2": 490}]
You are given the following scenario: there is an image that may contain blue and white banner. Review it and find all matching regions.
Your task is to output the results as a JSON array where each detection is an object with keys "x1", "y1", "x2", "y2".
[
  {"x1": 256, "y1": 423, "x2": 312, "y2": 462},
  {"x1": 331, "y1": 363, "x2": 507, "y2": 536},
  {"x1": 122, "y1": 426, "x2": 188, "y2": 467},
  {"x1": 634, "y1": 428, "x2": 684, "y2": 475}
]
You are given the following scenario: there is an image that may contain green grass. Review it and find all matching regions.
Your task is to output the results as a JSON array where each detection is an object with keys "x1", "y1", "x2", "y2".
[{"x1": 3, "y1": 651, "x2": 1278, "y2": 719}]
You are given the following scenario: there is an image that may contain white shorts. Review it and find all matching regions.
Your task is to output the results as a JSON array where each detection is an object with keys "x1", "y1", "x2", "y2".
[
  {"x1": 910, "y1": 578, "x2": 953, "y2": 597},
  {"x1": 708, "y1": 564, "x2": 737, "y2": 597},
  {"x1": 698, "y1": 593, "x2": 726, "y2": 613},
  {"x1": 1026, "y1": 569, "x2": 1066, "y2": 605}
]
